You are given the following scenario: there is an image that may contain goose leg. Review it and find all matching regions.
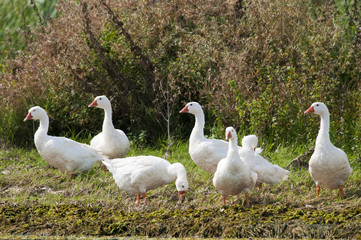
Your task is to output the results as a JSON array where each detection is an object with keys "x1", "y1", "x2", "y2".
[
  {"x1": 244, "y1": 192, "x2": 250, "y2": 207},
  {"x1": 338, "y1": 186, "x2": 344, "y2": 197},
  {"x1": 135, "y1": 194, "x2": 141, "y2": 205},
  {"x1": 257, "y1": 182, "x2": 263, "y2": 191},
  {"x1": 142, "y1": 193, "x2": 148, "y2": 205},
  {"x1": 316, "y1": 185, "x2": 321, "y2": 197},
  {"x1": 222, "y1": 195, "x2": 227, "y2": 205}
]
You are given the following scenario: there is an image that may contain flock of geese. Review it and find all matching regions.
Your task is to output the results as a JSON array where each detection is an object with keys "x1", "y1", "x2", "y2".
[{"x1": 24, "y1": 96, "x2": 352, "y2": 206}]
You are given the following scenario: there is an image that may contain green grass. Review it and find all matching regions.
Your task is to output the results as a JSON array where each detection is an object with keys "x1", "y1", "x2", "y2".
[{"x1": 1, "y1": 143, "x2": 361, "y2": 238}]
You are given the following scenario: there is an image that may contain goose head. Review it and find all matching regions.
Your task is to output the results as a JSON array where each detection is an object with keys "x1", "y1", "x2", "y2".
[
  {"x1": 175, "y1": 178, "x2": 189, "y2": 201},
  {"x1": 173, "y1": 163, "x2": 189, "y2": 201},
  {"x1": 88, "y1": 95, "x2": 111, "y2": 109},
  {"x1": 225, "y1": 126, "x2": 237, "y2": 140},
  {"x1": 179, "y1": 102, "x2": 203, "y2": 115},
  {"x1": 241, "y1": 135, "x2": 258, "y2": 150},
  {"x1": 24, "y1": 106, "x2": 47, "y2": 121},
  {"x1": 304, "y1": 102, "x2": 329, "y2": 116}
]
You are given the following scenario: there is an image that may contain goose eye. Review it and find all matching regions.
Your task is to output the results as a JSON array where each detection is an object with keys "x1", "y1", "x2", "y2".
[
  {"x1": 99, "y1": 98, "x2": 102, "y2": 100},
  {"x1": 190, "y1": 104, "x2": 193, "y2": 106},
  {"x1": 182, "y1": 185, "x2": 184, "y2": 188},
  {"x1": 33, "y1": 110, "x2": 36, "y2": 112},
  {"x1": 316, "y1": 104, "x2": 319, "y2": 107}
]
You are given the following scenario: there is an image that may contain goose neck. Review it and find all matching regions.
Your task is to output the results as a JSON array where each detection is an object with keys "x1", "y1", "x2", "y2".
[
  {"x1": 34, "y1": 114, "x2": 49, "y2": 139},
  {"x1": 316, "y1": 112, "x2": 332, "y2": 147},
  {"x1": 227, "y1": 138, "x2": 239, "y2": 159},
  {"x1": 167, "y1": 163, "x2": 183, "y2": 181},
  {"x1": 38, "y1": 114, "x2": 49, "y2": 134},
  {"x1": 102, "y1": 106, "x2": 115, "y2": 132},
  {"x1": 190, "y1": 112, "x2": 206, "y2": 142}
]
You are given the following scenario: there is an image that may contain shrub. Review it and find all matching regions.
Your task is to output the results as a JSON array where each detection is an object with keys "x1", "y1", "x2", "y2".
[
  {"x1": 1, "y1": 0, "x2": 361, "y2": 156},
  {"x1": 207, "y1": 0, "x2": 361, "y2": 153}
]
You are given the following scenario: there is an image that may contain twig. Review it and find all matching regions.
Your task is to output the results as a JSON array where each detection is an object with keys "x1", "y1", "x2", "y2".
[
  {"x1": 100, "y1": 0, "x2": 155, "y2": 86},
  {"x1": 81, "y1": 1, "x2": 129, "y2": 91},
  {"x1": 30, "y1": 0, "x2": 45, "y2": 33},
  {"x1": 21, "y1": 11, "x2": 30, "y2": 48}
]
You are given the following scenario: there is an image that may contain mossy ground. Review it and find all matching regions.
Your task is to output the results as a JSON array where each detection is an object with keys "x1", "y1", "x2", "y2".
[
  {"x1": 1, "y1": 145, "x2": 361, "y2": 239},
  {"x1": 2, "y1": 203, "x2": 361, "y2": 238}
]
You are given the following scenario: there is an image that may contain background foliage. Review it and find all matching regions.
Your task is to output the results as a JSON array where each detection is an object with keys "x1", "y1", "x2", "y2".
[
  {"x1": 0, "y1": 0, "x2": 57, "y2": 61},
  {"x1": 1, "y1": 0, "x2": 361, "y2": 155}
]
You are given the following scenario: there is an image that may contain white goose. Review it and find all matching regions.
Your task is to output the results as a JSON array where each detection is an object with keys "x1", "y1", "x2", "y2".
[
  {"x1": 103, "y1": 156, "x2": 188, "y2": 205},
  {"x1": 180, "y1": 102, "x2": 235, "y2": 174},
  {"x1": 88, "y1": 95, "x2": 130, "y2": 159},
  {"x1": 240, "y1": 135, "x2": 290, "y2": 188},
  {"x1": 24, "y1": 106, "x2": 103, "y2": 177},
  {"x1": 305, "y1": 102, "x2": 352, "y2": 197},
  {"x1": 213, "y1": 127, "x2": 257, "y2": 206},
  {"x1": 179, "y1": 102, "x2": 261, "y2": 174}
]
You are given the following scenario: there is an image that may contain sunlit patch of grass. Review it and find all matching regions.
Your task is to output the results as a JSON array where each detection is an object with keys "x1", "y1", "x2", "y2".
[{"x1": 1, "y1": 143, "x2": 361, "y2": 238}]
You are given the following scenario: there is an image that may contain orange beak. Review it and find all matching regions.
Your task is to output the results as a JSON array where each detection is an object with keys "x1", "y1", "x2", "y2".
[
  {"x1": 179, "y1": 105, "x2": 189, "y2": 113},
  {"x1": 88, "y1": 100, "x2": 98, "y2": 107},
  {"x1": 226, "y1": 131, "x2": 232, "y2": 140},
  {"x1": 24, "y1": 112, "x2": 33, "y2": 121},
  {"x1": 304, "y1": 106, "x2": 314, "y2": 114},
  {"x1": 178, "y1": 191, "x2": 186, "y2": 200}
]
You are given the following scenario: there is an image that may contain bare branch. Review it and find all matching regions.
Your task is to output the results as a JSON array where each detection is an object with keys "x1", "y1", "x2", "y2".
[
  {"x1": 100, "y1": 0, "x2": 155, "y2": 87},
  {"x1": 81, "y1": 1, "x2": 129, "y2": 92},
  {"x1": 30, "y1": 0, "x2": 45, "y2": 33}
]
